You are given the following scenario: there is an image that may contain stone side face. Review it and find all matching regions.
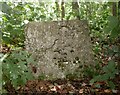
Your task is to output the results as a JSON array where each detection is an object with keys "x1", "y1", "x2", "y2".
[{"x1": 25, "y1": 20, "x2": 93, "y2": 79}]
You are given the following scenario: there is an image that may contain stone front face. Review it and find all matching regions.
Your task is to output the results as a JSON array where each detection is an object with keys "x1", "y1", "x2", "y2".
[{"x1": 25, "y1": 20, "x2": 93, "y2": 79}]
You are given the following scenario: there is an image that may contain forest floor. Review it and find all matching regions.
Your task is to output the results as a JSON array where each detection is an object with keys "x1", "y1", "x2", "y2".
[
  {"x1": 5, "y1": 75, "x2": 120, "y2": 95},
  {"x1": 2, "y1": 39, "x2": 120, "y2": 95}
]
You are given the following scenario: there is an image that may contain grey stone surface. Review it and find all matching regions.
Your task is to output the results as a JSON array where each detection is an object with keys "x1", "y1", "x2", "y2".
[{"x1": 25, "y1": 20, "x2": 94, "y2": 79}]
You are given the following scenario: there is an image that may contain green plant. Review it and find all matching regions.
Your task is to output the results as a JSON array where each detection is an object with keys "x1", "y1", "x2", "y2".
[
  {"x1": 83, "y1": 63, "x2": 102, "y2": 78},
  {"x1": 89, "y1": 16, "x2": 120, "y2": 90},
  {"x1": 90, "y1": 60, "x2": 119, "y2": 89},
  {"x1": 2, "y1": 50, "x2": 36, "y2": 90},
  {"x1": 104, "y1": 16, "x2": 120, "y2": 39}
]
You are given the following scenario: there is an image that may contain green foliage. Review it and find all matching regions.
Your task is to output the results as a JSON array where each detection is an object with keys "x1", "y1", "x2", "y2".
[
  {"x1": 83, "y1": 63, "x2": 102, "y2": 78},
  {"x1": 2, "y1": 3, "x2": 25, "y2": 47},
  {"x1": 90, "y1": 15, "x2": 119, "y2": 89},
  {"x1": 1, "y1": 2, "x2": 60, "y2": 47},
  {"x1": 2, "y1": 50, "x2": 36, "y2": 89},
  {"x1": 90, "y1": 61, "x2": 118, "y2": 89},
  {"x1": 104, "y1": 16, "x2": 120, "y2": 39},
  {"x1": 1, "y1": 2, "x2": 111, "y2": 47},
  {"x1": 0, "y1": 2, "x2": 12, "y2": 15},
  {"x1": 1, "y1": 2, "x2": 119, "y2": 91}
]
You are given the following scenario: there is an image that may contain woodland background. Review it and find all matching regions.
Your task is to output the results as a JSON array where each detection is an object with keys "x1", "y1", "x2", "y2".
[{"x1": 0, "y1": 1, "x2": 120, "y2": 94}]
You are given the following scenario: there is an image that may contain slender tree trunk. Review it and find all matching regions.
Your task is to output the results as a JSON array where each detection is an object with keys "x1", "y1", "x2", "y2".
[
  {"x1": 61, "y1": 0, "x2": 65, "y2": 21},
  {"x1": 112, "y1": 2, "x2": 117, "y2": 16},
  {"x1": 118, "y1": 1, "x2": 120, "y2": 20},
  {"x1": 55, "y1": 0, "x2": 60, "y2": 20},
  {"x1": 72, "y1": 0, "x2": 80, "y2": 20}
]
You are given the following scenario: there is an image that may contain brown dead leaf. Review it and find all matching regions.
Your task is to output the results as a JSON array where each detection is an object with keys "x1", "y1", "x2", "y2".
[
  {"x1": 79, "y1": 89, "x2": 84, "y2": 93},
  {"x1": 104, "y1": 89, "x2": 111, "y2": 93},
  {"x1": 82, "y1": 82, "x2": 87, "y2": 86},
  {"x1": 112, "y1": 89, "x2": 118, "y2": 93},
  {"x1": 50, "y1": 86, "x2": 57, "y2": 92}
]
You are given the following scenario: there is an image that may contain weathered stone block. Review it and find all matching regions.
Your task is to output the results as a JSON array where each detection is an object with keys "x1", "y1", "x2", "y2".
[{"x1": 25, "y1": 20, "x2": 93, "y2": 79}]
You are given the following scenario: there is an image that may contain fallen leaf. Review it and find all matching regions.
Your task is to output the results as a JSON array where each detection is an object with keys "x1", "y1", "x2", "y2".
[
  {"x1": 50, "y1": 86, "x2": 57, "y2": 92},
  {"x1": 82, "y1": 82, "x2": 87, "y2": 86},
  {"x1": 112, "y1": 89, "x2": 118, "y2": 93},
  {"x1": 104, "y1": 89, "x2": 111, "y2": 93},
  {"x1": 79, "y1": 89, "x2": 84, "y2": 93}
]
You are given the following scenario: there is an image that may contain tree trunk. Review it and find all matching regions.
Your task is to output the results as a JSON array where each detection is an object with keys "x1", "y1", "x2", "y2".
[
  {"x1": 72, "y1": 0, "x2": 80, "y2": 20},
  {"x1": 118, "y1": 1, "x2": 120, "y2": 20},
  {"x1": 61, "y1": 0, "x2": 65, "y2": 20},
  {"x1": 112, "y1": 2, "x2": 117, "y2": 16},
  {"x1": 55, "y1": 0, "x2": 60, "y2": 19}
]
